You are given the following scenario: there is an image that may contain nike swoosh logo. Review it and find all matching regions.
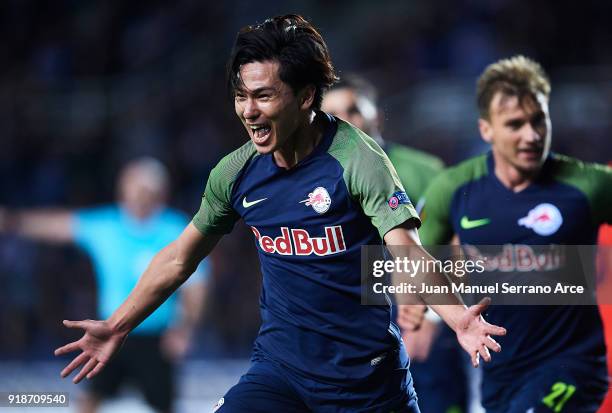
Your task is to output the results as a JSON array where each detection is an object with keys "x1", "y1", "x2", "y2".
[
  {"x1": 242, "y1": 197, "x2": 267, "y2": 208},
  {"x1": 460, "y1": 216, "x2": 491, "y2": 229}
]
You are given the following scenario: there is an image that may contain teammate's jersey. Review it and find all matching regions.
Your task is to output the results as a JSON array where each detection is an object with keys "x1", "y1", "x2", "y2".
[
  {"x1": 73, "y1": 205, "x2": 208, "y2": 335},
  {"x1": 419, "y1": 152, "x2": 612, "y2": 406},
  {"x1": 193, "y1": 114, "x2": 420, "y2": 384},
  {"x1": 384, "y1": 142, "x2": 444, "y2": 204}
]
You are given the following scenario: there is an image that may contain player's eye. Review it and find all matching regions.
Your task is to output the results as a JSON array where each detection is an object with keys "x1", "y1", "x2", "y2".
[
  {"x1": 257, "y1": 94, "x2": 272, "y2": 101},
  {"x1": 235, "y1": 94, "x2": 247, "y2": 102},
  {"x1": 507, "y1": 120, "x2": 524, "y2": 130}
]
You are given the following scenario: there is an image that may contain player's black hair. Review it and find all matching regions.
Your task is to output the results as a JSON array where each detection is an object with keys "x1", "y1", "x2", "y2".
[{"x1": 227, "y1": 14, "x2": 338, "y2": 110}]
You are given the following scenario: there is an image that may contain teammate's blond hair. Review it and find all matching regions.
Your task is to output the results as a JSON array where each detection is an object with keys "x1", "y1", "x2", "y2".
[{"x1": 477, "y1": 55, "x2": 551, "y2": 120}]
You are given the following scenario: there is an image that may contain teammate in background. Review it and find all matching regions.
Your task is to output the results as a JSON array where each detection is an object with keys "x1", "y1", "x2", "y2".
[
  {"x1": 321, "y1": 75, "x2": 444, "y2": 204},
  {"x1": 0, "y1": 157, "x2": 208, "y2": 413},
  {"x1": 419, "y1": 55, "x2": 611, "y2": 413},
  {"x1": 322, "y1": 77, "x2": 468, "y2": 413},
  {"x1": 51, "y1": 15, "x2": 505, "y2": 413}
]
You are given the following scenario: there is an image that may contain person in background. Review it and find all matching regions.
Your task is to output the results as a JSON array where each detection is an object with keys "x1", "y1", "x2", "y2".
[
  {"x1": 0, "y1": 156, "x2": 208, "y2": 413},
  {"x1": 323, "y1": 75, "x2": 468, "y2": 413}
]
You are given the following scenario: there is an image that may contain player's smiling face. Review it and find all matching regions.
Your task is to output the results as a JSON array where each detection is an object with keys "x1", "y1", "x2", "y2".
[
  {"x1": 479, "y1": 91, "x2": 551, "y2": 177},
  {"x1": 234, "y1": 60, "x2": 312, "y2": 155}
]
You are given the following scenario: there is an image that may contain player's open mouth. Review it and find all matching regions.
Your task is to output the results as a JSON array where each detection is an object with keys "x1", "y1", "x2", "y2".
[{"x1": 249, "y1": 124, "x2": 272, "y2": 143}]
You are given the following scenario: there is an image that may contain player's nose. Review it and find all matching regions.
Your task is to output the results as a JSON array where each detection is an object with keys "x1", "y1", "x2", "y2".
[
  {"x1": 523, "y1": 122, "x2": 544, "y2": 144},
  {"x1": 242, "y1": 98, "x2": 260, "y2": 121}
]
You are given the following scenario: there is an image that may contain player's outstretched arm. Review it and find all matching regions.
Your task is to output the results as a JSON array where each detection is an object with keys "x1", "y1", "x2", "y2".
[
  {"x1": 0, "y1": 207, "x2": 75, "y2": 243},
  {"x1": 54, "y1": 223, "x2": 221, "y2": 383},
  {"x1": 384, "y1": 226, "x2": 506, "y2": 367}
]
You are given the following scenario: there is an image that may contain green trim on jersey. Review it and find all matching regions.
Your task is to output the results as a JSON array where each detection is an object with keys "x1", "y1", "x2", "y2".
[
  {"x1": 386, "y1": 142, "x2": 445, "y2": 203},
  {"x1": 550, "y1": 154, "x2": 612, "y2": 226},
  {"x1": 192, "y1": 141, "x2": 258, "y2": 234},
  {"x1": 419, "y1": 154, "x2": 488, "y2": 245},
  {"x1": 328, "y1": 120, "x2": 420, "y2": 239}
]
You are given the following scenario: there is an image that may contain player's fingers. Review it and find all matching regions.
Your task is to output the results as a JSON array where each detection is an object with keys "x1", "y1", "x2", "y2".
[
  {"x1": 86, "y1": 361, "x2": 106, "y2": 380},
  {"x1": 470, "y1": 297, "x2": 491, "y2": 315},
  {"x1": 54, "y1": 341, "x2": 80, "y2": 356},
  {"x1": 479, "y1": 344, "x2": 491, "y2": 362},
  {"x1": 73, "y1": 357, "x2": 98, "y2": 384},
  {"x1": 471, "y1": 350, "x2": 480, "y2": 368},
  {"x1": 60, "y1": 352, "x2": 88, "y2": 378},
  {"x1": 484, "y1": 335, "x2": 502, "y2": 352},
  {"x1": 63, "y1": 319, "x2": 87, "y2": 329},
  {"x1": 483, "y1": 322, "x2": 506, "y2": 337}
]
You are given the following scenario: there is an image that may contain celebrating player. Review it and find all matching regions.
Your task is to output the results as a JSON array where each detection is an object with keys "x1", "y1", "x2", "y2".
[
  {"x1": 419, "y1": 55, "x2": 611, "y2": 413},
  {"x1": 54, "y1": 15, "x2": 505, "y2": 412}
]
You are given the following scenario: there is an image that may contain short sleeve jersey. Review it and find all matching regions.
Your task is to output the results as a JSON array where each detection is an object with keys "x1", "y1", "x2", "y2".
[
  {"x1": 419, "y1": 152, "x2": 612, "y2": 405},
  {"x1": 193, "y1": 114, "x2": 420, "y2": 383},
  {"x1": 74, "y1": 205, "x2": 208, "y2": 335}
]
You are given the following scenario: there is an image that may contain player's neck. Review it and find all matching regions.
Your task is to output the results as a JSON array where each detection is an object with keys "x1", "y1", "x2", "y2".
[
  {"x1": 273, "y1": 111, "x2": 324, "y2": 169},
  {"x1": 493, "y1": 158, "x2": 540, "y2": 193}
]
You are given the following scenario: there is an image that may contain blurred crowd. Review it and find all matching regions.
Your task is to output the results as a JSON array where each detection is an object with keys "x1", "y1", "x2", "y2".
[{"x1": 1, "y1": 0, "x2": 611, "y2": 360}]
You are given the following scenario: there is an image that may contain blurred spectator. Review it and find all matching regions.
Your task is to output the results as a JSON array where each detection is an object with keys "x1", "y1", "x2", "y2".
[{"x1": 0, "y1": 157, "x2": 208, "y2": 413}]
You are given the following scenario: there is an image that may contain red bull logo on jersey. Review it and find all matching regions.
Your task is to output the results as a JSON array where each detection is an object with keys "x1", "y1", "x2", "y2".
[
  {"x1": 518, "y1": 203, "x2": 563, "y2": 236},
  {"x1": 250, "y1": 225, "x2": 346, "y2": 256},
  {"x1": 300, "y1": 187, "x2": 331, "y2": 214}
]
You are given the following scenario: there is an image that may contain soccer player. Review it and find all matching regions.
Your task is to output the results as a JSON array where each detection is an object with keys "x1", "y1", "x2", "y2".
[
  {"x1": 0, "y1": 157, "x2": 208, "y2": 413},
  {"x1": 53, "y1": 15, "x2": 505, "y2": 413},
  {"x1": 419, "y1": 55, "x2": 611, "y2": 413},
  {"x1": 321, "y1": 75, "x2": 444, "y2": 204},
  {"x1": 322, "y1": 76, "x2": 468, "y2": 413}
]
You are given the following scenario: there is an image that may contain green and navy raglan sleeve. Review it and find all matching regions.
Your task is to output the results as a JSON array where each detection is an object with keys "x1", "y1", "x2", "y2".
[
  {"x1": 418, "y1": 154, "x2": 488, "y2": 245},
  {"x1": 328, "y1": 121, "x2": 420, "y2": 239},
  {"x1": 192, "y1": 142, "x2": 257, "y2": 235},
  {"x1": 553, "y1": 154, "x2": 612, "y2": 225}
]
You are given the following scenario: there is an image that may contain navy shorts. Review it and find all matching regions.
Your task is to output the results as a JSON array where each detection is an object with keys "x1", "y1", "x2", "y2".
[
  {"x1": 484, "y1": 358, "x2": 608, "y2": 413},
  {"x1": 215, "y1": 351, "x2": 420, "y2": 413}
]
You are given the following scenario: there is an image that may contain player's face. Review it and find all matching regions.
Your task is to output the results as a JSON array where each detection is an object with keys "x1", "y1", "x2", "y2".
[
  {"x1": 479, "y1": 91, "x2": 551, "y2": 176},
  {"x1": 321, "y1": 88, "x2": 379, "y2": 136},
  {"x1": 234, "y1": 60, "x2": 312, "y2": 154}
]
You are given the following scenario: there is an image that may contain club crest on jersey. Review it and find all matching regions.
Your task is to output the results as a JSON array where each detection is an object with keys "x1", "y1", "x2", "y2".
[
  {"x1": 388, "y1": 191, "x2": 410, "y2": 210},
  {"x1": 518, "y1": 203, "x2": 563, "y2": 236},
  {"x1": 300, "y1": 187, "x2": 331, "y2": 214},
  {"x1": 251, "y1": 226, "x2": 346, "y2": 256}
]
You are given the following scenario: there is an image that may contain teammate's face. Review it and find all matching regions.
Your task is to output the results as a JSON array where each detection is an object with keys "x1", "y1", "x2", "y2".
[
  {"x1": 479, "y1": 91, "x2": 551, "y2": 176},
  {"x1": 234, "y1": 60, "x2": 313, "y2": 154},
  {"x1": 321, "y1": 88, "x2": 376, "y2": 134}
]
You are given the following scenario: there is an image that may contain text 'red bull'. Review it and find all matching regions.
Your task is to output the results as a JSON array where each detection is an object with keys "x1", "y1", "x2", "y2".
[{"x1": 250, "y1": 226, "x2": 346, "y2": 256}]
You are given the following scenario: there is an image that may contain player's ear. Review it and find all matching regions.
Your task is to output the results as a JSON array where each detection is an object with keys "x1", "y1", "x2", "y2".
[
  {"x1": 299, "y1": 85, "x2": 316, "y2": 110},
  {"x1": 478, "y1": 118, "x2": 493, "y2": 143}
]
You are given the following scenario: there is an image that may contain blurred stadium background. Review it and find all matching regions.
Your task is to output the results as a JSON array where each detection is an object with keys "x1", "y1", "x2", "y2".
[{"x1": 0, "y1": 0, "x2": 611, "y2": 411}]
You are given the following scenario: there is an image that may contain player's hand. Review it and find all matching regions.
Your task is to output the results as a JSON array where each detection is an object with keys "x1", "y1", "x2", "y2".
[
  {"x1": 397, "y1": 304, "x2": 427, "y2": 331},
  {"x1": 54, "y1": 319, "x2": 127, "y2": 383},
  {"x1": 402, "y1": 318, "x2": 438, "y2": 361},
  {"x1": 455, "y1": 297, "x2": 506, "y2": 368}
]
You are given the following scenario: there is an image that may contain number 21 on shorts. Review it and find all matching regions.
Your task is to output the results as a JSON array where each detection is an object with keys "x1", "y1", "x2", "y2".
[{"x1": 541, "y1": 381, "x2": 576, "y2": 412}]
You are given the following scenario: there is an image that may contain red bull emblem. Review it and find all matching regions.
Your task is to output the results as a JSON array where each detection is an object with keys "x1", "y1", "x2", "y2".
[
  {"x1": 251, "y1": 225, "x2": 346, "y2": 256},
  {"x1": 300, "y1": 187, "x2": 331, "y2": 214},
  {"x1": 518, "y1": 203, "x2": 563, "y2": 236}
]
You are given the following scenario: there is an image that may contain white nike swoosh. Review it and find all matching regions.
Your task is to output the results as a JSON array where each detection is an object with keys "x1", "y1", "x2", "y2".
[{"x1": 242, "y1": 197, "x2": 268, "y2": 208}]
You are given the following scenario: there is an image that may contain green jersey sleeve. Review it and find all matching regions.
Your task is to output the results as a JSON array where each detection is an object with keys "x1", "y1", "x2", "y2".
[
  {"x1": 386, "y1": 142, "x2": 445, "y2": 204},
  {"x1": 553, "y1": 154, "x2": 612, "y2": 225},
  {"x1": 419, "y1": 154, "x2": 488, "y2": 245},
  {"x1": 328, "y1": 121, "x2": 420, "y2": 239},
  {"x1": 192, "y1": 142, "x2": 257, "y2": 234}
]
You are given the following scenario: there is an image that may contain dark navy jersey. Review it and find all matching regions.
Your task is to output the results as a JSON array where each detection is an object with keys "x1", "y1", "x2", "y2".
[
  {"x1": 193, "y1": 114, "x2": 420, "y2": 384},
  {"x1": 420, "y1": 152, "x2": 612, "y2": 404}
]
